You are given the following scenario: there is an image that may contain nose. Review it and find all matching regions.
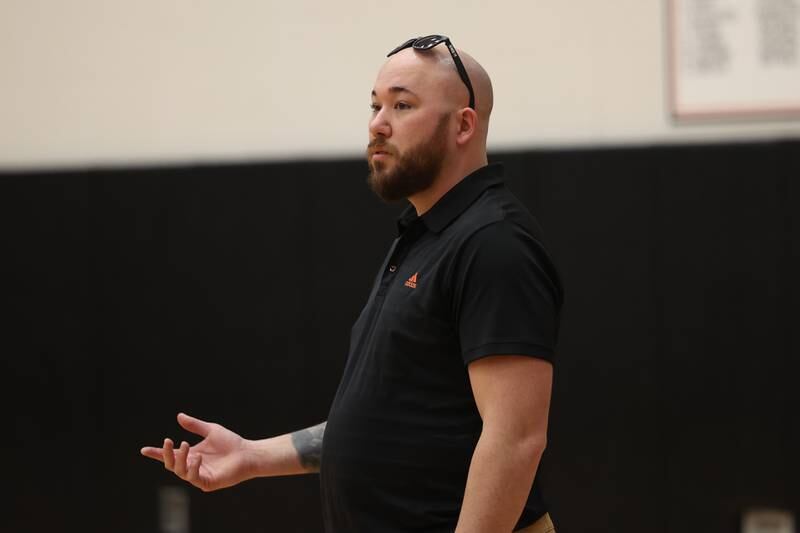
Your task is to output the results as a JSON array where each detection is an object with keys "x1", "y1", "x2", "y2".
[{"x1": 369, "y1": 108, "x2": 391, "y2": 139}]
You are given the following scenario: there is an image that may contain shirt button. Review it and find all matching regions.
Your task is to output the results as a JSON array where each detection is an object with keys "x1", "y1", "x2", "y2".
[{"x1": 388, "y1": 265, "x2": 397, "y2": 272}]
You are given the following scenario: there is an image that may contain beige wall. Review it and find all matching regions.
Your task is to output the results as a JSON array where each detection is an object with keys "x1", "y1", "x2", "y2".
[{"x1": 1, "y1": 0, "x2": 798, "y2": 169}]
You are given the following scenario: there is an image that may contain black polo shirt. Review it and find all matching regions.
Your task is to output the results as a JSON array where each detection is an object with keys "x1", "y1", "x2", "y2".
[{"x1": 320, "y1": 163, "x2": 563, "y2": 533}]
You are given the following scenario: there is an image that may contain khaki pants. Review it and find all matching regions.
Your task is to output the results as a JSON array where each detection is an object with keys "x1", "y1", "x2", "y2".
[{"x1": 516, "y1": 512, "x2": 555, "y2": 533}]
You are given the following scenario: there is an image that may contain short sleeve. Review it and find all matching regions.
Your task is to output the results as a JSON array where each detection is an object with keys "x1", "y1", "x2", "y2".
[{"x1": 452, "y1": 220, "x2": 563, "y2": 365}]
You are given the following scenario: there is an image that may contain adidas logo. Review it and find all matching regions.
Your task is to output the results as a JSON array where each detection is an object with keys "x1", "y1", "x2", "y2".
[{"x1": 404, "y1": 272, "x2": 419, "y2": 289}]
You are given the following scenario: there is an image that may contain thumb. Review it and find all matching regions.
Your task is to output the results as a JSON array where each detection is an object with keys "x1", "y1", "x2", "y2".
[{"x1": 177, "y1": 412, "x2": 213, "y2": 438}]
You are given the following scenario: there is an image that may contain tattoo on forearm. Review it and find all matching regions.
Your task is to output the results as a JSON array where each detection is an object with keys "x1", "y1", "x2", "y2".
[{"x1": 291, "y1": 422, "x2": 326, "y2": 472}]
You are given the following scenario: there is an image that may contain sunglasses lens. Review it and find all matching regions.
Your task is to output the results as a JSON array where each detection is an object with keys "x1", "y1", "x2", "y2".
[{"x1": 413, "y1": 35, "x2": 446, "y2": 50}]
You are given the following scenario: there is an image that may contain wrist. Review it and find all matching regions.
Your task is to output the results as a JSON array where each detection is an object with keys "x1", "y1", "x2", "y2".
[
  {"x1": 241, "y1": 434, "x2": 302, "y2": 478},
  {"x1": 239, "y1": 437, "x2": 262, "y2": 480}
]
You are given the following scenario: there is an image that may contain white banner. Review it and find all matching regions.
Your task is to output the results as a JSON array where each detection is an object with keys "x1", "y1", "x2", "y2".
[{"x1": 669, "y1": 0, "x2": 800, "y2": 118}]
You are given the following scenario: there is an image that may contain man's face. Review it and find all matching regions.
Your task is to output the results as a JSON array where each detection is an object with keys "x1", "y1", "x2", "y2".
[
  {"x1": 366, "y1": 113, "x2": 449, "y2": 203},
  {"x1": 366, "y1": 52, "x2": 456, "y2": 203}
]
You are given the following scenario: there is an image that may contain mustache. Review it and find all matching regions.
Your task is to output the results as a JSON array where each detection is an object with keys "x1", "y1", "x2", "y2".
[{"x1": 367, "y1": 138, "x2": 396, "y2": 156}]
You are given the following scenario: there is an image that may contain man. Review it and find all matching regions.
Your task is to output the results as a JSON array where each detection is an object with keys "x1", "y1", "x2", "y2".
[{"x1": 142, "y1": 35, "x2": 563, "y2": 533}]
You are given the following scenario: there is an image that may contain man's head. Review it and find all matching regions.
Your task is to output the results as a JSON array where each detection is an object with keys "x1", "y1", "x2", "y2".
[{"x1": 366, "y1": 37, "x2": 493, "y2": 204}]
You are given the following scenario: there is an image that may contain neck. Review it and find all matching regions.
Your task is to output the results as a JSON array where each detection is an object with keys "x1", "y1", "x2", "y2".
[{"x1": 408, "y1": 152, "x2": 488, "y2": 216}]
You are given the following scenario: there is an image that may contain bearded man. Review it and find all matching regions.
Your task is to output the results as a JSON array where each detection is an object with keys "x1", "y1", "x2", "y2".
[{"x1": 142, "y1": 35, "x2": 563, "y2": 533}]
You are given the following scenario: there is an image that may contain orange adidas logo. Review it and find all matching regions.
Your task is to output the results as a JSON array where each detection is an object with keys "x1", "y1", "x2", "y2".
[{"x1": 404, "y1": 272, "x2": 419, "y2": 289}]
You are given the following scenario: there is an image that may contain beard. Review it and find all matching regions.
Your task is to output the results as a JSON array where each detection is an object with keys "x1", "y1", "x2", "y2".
[{"x1": 366, "y1": 113, "x2": 450, "y2": 203}]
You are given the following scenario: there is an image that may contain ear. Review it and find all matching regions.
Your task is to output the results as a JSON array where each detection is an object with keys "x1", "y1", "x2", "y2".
[{"x1": 455, "y1": 107, "x2": 478, "y2": 146}]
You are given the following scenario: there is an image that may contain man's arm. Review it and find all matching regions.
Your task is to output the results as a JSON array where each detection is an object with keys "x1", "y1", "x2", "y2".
[
  {"x1": 244, "y1": 421, "x2": 328, "y2": 477},
  {"x1": 289, "y1": 422, "x2": 326, "y2": 472},
  {"x1": 455, "y1": 355, "x2": 552, "y2": 533},
  {"x1": 141, "y1": 413, "x2": 326, "y2": 491}
]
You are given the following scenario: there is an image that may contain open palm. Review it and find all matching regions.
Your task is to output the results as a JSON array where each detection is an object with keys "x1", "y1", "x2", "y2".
[{"x1": 141, "y1": 413, "x2": 252, "y2": 492}]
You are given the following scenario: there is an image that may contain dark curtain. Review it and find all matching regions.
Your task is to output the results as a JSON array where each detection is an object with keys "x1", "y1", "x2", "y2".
[{"x1": 2, "y1": 140, "x2": 797, "y2": 533}]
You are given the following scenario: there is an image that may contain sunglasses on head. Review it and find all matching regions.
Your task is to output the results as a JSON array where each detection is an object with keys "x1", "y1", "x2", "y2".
[{"x1": 387, "y1": 35, "x2": 475, "y2": 110}]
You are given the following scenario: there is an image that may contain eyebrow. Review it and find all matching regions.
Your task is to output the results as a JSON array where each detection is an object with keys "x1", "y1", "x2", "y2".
[{"x1": 371, "y1": 86, "x2": 419, "y2": 98}]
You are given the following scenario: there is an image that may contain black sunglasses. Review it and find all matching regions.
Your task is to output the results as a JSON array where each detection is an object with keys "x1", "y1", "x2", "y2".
[{"x1": 387, "y1": 35, "x2": 475, "y2": 110}]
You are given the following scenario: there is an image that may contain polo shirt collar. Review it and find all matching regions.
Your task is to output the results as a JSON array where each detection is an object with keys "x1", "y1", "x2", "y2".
[{"x1": 397, "y1": 163, "x2": 504, "y2": 235}]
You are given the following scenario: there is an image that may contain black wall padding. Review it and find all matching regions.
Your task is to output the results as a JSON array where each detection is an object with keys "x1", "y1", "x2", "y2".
[{"x1": 2, "y1": 140, "x2": 798, "y2": 533}]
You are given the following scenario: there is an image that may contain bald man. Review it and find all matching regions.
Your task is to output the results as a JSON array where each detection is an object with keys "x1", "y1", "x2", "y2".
[{"x1": 142, "y1": 35, "x2": 562, "y2": 533}]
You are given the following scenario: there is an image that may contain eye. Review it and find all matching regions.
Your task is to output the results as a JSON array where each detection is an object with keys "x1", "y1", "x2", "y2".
[
  {"x1": 369, "y1": 103, "x2": 381, "y2": 113},
  {"x1": 395, "y1": 101, "x2": 412, "y2": 110}
]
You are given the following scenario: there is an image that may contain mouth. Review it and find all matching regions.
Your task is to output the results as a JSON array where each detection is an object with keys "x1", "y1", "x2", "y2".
[
  {"x1": 370, "y1": 149, "x2": 391, "y2": 159},
  {"x1": 368, "y1": 139, "x2": 393, "y2": 158}
]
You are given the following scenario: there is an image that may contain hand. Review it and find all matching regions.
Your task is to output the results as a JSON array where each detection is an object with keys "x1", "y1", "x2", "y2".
[{"x1": 141, "y1": 413, "x2": 253, "y2": 492}]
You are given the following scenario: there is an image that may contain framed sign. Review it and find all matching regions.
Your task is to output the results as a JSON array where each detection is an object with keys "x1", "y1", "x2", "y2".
[{"x1": 668, "y1": 0, "x2": 800, "y2": 119}]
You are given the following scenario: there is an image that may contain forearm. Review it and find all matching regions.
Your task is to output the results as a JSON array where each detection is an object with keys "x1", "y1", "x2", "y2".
[
  {"x1": 245, "y1": 421, "x2": 326, "y2": 477},
  {"x1": 455, "y1": 430, "x2": 545, "y2": 533}
]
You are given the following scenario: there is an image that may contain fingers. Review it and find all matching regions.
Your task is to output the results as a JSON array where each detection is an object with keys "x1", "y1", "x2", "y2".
[
  {"x1": 174, "y1": 441, "x2": 190, "y2": 478},
  {"x1": 142, "y1": 416, "x2": 210, "y2": 487},
  {"x1": 177, "y1": 412, "x2": 213, "y2": 438},
  {"x1": 151, "y1": 439, "x2": 197, "y2": 484},
  {"x1": 163, "y1": 438, "x2": 175, "y2": 471},
  {"x1": 140, "y1": 446, "x2": 165, "y2": 462}
]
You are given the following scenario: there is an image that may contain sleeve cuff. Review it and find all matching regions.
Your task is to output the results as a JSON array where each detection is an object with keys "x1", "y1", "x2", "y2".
[{"x1": 462, "y1": 342, "x2": 555, "y2": 365}]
